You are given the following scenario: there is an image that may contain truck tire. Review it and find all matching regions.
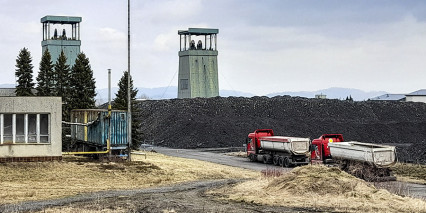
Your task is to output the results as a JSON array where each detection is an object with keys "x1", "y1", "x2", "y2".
[
  {"x1": 263, "y1": 156, "x2": 268, "y2": 164},
  {"x1": 283, "y1": 157, "x2": 291, "y2": 168},
  {"x1": 278, "y1": 157, "x2": 284, "y2": 166},
  {"x1": 263, "y1": 155, "x2": 272, "y2": 164},
  {"x1": 273, "y1": 156, "x2": 279, "y2": 166},
  {"x1": 248, "y1": 154, "x2": 256, "y2": 162}
]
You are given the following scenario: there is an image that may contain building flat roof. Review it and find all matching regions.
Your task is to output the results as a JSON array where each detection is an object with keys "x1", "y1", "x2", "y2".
[
  {"x1": 41, "y1": 16, "x2": 82, "y2": 24},
  {"x1": 370, "y1": 94, "x2": 406, "y2": 101},
  {"x1": 0, "y1": 88, "x2": 16, "y2": 97},
  {"x1": 406, "y1": 89, "x2": 426, "y2": 96},
  {"x1": 178, "y1": 28, "x2": 219, "y2": 35}
]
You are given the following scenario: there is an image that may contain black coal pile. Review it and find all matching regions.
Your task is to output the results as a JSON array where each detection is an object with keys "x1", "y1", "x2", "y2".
[{"x1": 134, "y1": 96, "x2": 426, "y2": 163}]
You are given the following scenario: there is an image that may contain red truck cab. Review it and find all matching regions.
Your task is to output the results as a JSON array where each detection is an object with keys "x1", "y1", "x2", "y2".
[
  {"x1": 311, "y1": 134, "x2": 344, "y2": 164},
  {"x1": 247, "y1": 129, "x2": 274, "y2": 161}
]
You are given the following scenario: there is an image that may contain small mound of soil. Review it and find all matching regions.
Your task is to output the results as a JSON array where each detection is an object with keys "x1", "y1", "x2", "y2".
[
  {"x1": 266, "y1": 165, "x2": 375, "y2": 195},
  {"x1": 97, "y1": 161, "x2": 162, "y2": 172}
]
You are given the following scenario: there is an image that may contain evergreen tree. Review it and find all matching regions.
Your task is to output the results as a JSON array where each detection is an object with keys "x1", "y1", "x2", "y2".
[
  {"x1": 345, "y1": 95, "x2": 354, "y2": 101},
  {"x1": 15, "y1": 48, "x2": 35, "y2": 96},
  {"x1": 36, "y1": 49, "x2": 54, "y2": 96},
  {"x1": 69, "y1": 52, "x2": 97, "y2": 110},
  {"x1": 53, "y1": 50, "x2": 71, "y2": 121},
  {"x1": 113, "y1": 71, "x2": 138, "y2": 110},
  {"x1": 113, "y1": 71, "x2": 142, "y2": 149}
]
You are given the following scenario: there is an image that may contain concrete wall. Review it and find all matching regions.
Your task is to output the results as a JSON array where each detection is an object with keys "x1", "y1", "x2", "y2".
[
  {"x1": 406, "y1": 96, "x2": 426, "y2": 103},
  {"x1": 0, "y1": 89, "x2": 16, "y2": 97},
  {"x1": 178, "y1": 50, "x2": 219, "y2": 98},
  {"x1": 42, "y1": 40, "x2": 81, "y2": 66},
  {"x1": 0, "y1": 97, "x2": 62, "y2": 159}
]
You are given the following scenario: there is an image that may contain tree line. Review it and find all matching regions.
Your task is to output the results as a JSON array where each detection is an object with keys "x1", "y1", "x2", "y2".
[
  {"x1": 15, "y1": 48, "x2": 97, "y2": 121},
  {"x1": 15, "y1": 47, "x2": 141, "y2": 148}
]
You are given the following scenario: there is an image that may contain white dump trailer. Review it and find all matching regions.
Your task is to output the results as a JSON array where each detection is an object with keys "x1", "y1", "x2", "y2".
[
  {"x1": 326, "y1": 141, "x2": 397, "y2": 181},
  {"x1": 247, "y1": 133, "x2": 311, "y2": 167},
  {"x1": 260, "y1": 136, "x2": 310, "y2": 155},
  {"x1": 328, "y1": 141, "x2": 396, "y2": 167}
]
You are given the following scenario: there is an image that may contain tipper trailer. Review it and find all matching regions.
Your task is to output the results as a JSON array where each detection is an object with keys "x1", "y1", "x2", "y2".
[
  {"x1": 311, "y1": 134, "x2": 396, "y2": 181},
  {"x1": 328, "y1": 141, "x2": 396, "y2": 167},
  {"x1": 247, "y1": 129, "x2": 397, "y2": 181},
  {"x1": 247, "y1": 129, "x2": 310, "y2": 167}
]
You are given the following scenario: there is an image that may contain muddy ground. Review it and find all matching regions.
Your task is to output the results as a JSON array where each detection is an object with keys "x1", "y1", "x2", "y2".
[
  {"x1": 135, "y1": 96, "x2": 426, "y2": 163},
  {"x1": 0, "y1": 180, "x2": 316, "y2": 213}
]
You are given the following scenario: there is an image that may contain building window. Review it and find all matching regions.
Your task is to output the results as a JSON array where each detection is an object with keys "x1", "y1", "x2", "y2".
[
  {"x1": 0, "y1": 113, "x2": 50, "y2": 144},
  {"x1": 3, "y1": 114, "x2": 13, "y2": 143},
  {"x1": 180, "y1": 79, "x2": 189, "y2": 90},
  {"x1": 16, "y1": 114, "x2": 25, "y2": 143},
  {"x1": 28, "y1": 114, "x2": 37, "y2": 143}
]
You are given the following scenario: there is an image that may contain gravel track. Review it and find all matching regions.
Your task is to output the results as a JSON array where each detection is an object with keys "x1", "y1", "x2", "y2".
[
  {"x1": 0, "y1": 179, "x2": 314, "y2": 213},
  {"x1": 2, "y1": 147, "x2": 424, "y2": 212},
  {"x1": 151, "y1": 146, "x2": 292, "y2": 172}
]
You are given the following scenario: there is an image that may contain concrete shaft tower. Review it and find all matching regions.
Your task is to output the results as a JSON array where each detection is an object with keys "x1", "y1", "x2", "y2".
[
  {"x1": 41, "y1": 16, "x2": 82, "y2": 66},
  {"x1": 178, "y1": 28, "x2": 219, "y2": 98}
]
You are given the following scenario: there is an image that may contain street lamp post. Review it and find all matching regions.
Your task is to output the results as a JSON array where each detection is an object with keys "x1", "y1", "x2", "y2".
[{"x1": 127, "y1": 0, "x2": 132, "y2": 161}]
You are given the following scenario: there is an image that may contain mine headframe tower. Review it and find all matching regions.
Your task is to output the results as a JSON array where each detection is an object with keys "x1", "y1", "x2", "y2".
[
  {"x1": 177, "y1": 28, "x2": 219, "y2": 98},
  {"x1": 41, "y1": 15, "x2": 82, "y2": 66}
]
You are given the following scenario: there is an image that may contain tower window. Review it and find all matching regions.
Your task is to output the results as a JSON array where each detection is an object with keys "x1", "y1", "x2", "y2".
[{"x1": 180, "y1": 79, "x2": 189, "y2": 90}]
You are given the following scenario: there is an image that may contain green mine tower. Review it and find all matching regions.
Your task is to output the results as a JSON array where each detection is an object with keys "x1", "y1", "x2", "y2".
[
  {"x1": 178, "y1": 28, "x2": 219, "y2": 98},
  {"x1": 41, "y1": 16, "x2": 82, "y2": 66}
]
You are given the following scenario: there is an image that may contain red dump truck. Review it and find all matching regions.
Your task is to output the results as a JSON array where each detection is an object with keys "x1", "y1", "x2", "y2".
[
  {"x1": 246, "y1": 129, "x2": 310, "y2": 167},
  {"x1": 310, "y1": 134, "x2": 344, "y2": 164},
  {"x1": 310, "y1": 134, "x2": 396, "y2": 181}
]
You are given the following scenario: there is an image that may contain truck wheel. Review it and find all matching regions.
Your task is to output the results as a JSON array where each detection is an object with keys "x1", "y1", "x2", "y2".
[
  {"x1": 273, "y1": 156, "x2": 279, "y2": 166},
  {"x1": 263, "y1": 156, "x2": 268, "y2": 164},
  {"x1": 263, "y1": 155, "x2": 272, "y2": 164},
  {"x1": 278, "y1": 157, "x2": 284, "y2": 166},
  {"x1": 283, "y1": 157, "x2": 291, "y2": 168},
  {"x1": 249, "y1": 154, "x2": 256, "y2": 162}
]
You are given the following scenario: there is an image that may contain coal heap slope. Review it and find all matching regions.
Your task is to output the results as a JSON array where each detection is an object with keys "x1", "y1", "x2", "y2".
[{"x1": 135, "y1": 96, "x2": 426, "y2": 163}]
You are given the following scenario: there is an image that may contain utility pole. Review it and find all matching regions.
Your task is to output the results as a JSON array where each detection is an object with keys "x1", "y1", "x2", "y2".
[
  {"x1": 127, "y1": 0, "x2": 132, "y2": 161},
  {"x1": 108, "y1": 69, "x2": 112, "y2": 158}
]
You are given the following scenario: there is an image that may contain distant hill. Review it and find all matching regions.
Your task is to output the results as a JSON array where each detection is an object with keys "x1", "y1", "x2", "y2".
[
  {"x1": 267, "y1": 87, "x2": 387, "y2": 101},
  {"x1": 0, "y1": 84, "x2": 15, "y2": 88},
  {"x1": 95, "y1": 86, "x2": 254, "y2": 105},
  {"x1": 2, "y1": 83, "x2": 386, "y2": 103}
]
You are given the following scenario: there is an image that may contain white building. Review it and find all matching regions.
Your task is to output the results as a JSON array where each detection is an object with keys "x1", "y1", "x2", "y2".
[
  {"x1": 370, "y1": 94, "x2": 406, "y2": 101},
  {"x1": 405, "y1": 89, "x2": 426, "y2": 103},
  {"x1": 0, "y1": 97, "x2": 62, "y2": 162}
]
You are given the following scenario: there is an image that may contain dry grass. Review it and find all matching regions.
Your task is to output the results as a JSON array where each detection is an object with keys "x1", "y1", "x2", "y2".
[
  {"x1": 224, "y1": 151, "x2": 247, "y2": 158},
  {"x1": 35, "y1": 205, "x2": 176, "y2": 213},
  {"x1": 210, "y1": 165, "x2": 426, "y2": 213},
  {"x1": 0, "y1": 152, "x2": 258, "y2": 204},
  {"x1": 392, "y1": 163, "x2": 426, "y2": 184}
]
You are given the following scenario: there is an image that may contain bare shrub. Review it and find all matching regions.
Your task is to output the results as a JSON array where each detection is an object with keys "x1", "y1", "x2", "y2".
[{"x1": 261, "y1": 167, "x2": 283, "y2": 178}]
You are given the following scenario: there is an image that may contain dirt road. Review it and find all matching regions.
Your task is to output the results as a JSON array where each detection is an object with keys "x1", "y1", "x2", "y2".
[
  {"x1": 152, "y1": 146, "x2": 426, "y2": 199},
  {"x1": 151, "y1": 146, "x2": 292, "y2": 172},
  {"x1": 2, "y1": 147, "x2": 424, "y2": 212},
  {"x1": 0, "y1": 179, "x2": 313, "y2": 213}
]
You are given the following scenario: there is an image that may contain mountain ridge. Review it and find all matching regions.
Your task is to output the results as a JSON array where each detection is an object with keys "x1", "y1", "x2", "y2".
[{"x1": 1, "y1": 84, "x2": 387, "y2": 102}]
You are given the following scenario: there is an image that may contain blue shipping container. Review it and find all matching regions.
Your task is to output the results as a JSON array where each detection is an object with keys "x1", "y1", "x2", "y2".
[{"x1": 70, "y1": 109, "x2": 128, "y2": 149}]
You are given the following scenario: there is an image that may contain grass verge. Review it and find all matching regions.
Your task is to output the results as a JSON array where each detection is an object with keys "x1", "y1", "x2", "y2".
[
  {"x1": 0, "y1": 152, "x2": 258, "y2": 204},
  {"x1": 392, "y1": 163, "x2": 426, "y2": 184},
  {"x1": 209, "y1": 165, "x2": 426, "y2": 213}
]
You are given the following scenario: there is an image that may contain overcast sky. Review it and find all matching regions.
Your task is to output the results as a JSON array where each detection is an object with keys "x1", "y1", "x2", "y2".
[{"x1": 1, "y1": 0, "x2": 425, "y2": 95}]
